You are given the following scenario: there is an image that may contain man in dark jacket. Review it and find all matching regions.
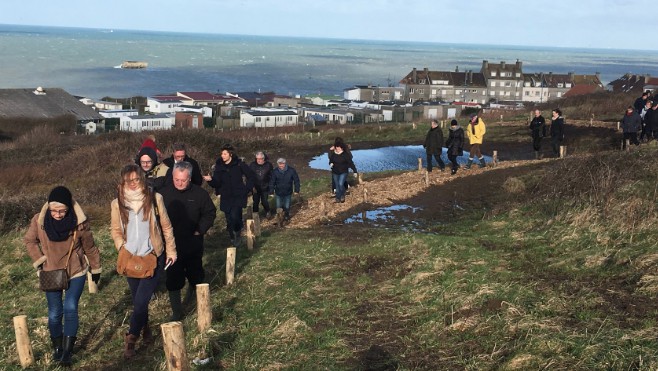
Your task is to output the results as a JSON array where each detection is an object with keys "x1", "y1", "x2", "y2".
[
  {"x1": 646, "y1": 101, "x2": 658, "y2": 141},
  {"x1": 621, "y1": 106, "x2": 642, "y2": 148},
  {"x1": 269, "y1": 158, "x2": 300, "y2": 221},
  {"x1": 162, "y1": 142, "x2": 203, "y2": 186},
  {"x1": 203, "y1": 144, "x2": 257, "y2": 246},
  {"x1": 550, "y1": 108, "x2": 565, "y2": 156},
  {"x1": 445, "y1": 119, "x2": 464, "y2": 175},
  {"x1": 249, "y1": 151, "x2": 273, "y2": 217},
  {"x1": 423, "y1": 119, "x2": 446, "y2": 172},
  {"x1": 529, "y1": 109, "x2": 546, "y2": 159},
  {"x1": 160, "y1": 161, "x2": 216, "y2": 320}
]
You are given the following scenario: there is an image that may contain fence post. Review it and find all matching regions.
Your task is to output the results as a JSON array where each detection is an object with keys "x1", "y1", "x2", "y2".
[
  {"x1": 418, "y1": 157, "x2": 423, "y2": 173},
  {"x1": 13, "y1": 315, "x2": 34, "y2": 368},
  {"x1": 357, "y1": 173, "x2": 363, "y2": 185},
  {"x1": 87, "y1": 272, "x2": 98, "y2": 294},
  {"x1": 412, "y1": 123, "x2": 417, "y2": 129},
  {"x1": 196, "y1": 284, "x2": 211, "y2": 333},
  {"x1": 424, "y1": 169, "x2": 430, "y2": 186},
  {"x1": 246, "y1": 219, "x2": 255, "y2": 251},
  {"x1": 276, "y1": 208, "x2": 284, "y2": 227},
  {"x1": 226, "y1": 247, "x2": 236, "y2": 285},
  {"x1": 252, "y1": 212, "x2": 261, "y2": 237},
  {"x1": 559, "y1": 145, "x2": 567, "y2": 158},
  {"x1": 492, "y1": 150, "x2": 498, "y2": 166},
  {"x1": 161, "y1": 322, "x2": 190, "y2": 371},
  {"x1": 363, "y1": 188, "x2": 368, "y2": 203}
]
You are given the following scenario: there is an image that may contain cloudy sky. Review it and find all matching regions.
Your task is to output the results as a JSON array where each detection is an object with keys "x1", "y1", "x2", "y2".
[{"x1": 0, "y1": 0, "x2": 650, "y2": 50}]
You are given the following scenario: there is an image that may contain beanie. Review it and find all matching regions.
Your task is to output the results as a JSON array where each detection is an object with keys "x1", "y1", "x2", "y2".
[
  {"x1": 135, "y1": 146, "x2": 159, "y2": 167},
  {"x1": 450, "y1": 119, "x2": 458, "y2": 126},
  {"x1": 48, "y1": 186, "x2": 73, "y2": 209}
]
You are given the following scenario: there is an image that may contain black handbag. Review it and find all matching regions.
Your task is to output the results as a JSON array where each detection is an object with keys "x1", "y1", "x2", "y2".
[{"x1": 39, "y1": 231, "x2": 76, "y2": 292}]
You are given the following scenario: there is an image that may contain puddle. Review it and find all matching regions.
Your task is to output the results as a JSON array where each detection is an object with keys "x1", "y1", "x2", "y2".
[
  {"x1": 344, "y1": 204, "x2": 426, "y2": 231},
  {"x1": 309, "y1": 145, "x2": 492, "y2": 172}
]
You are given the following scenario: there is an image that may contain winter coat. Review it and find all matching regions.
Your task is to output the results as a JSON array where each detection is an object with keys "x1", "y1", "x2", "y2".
[
  {"x1": 645, "y1": 108, "x2": 658, "y2": 132},
  {"x1": 110, "y1": 192, "x2": 177, "y2": 259},
  {"x1": 529, "y1": 115, "x2": 546, "y2": 138},
  {"x1": 621, "y1": 112, "x2": 642, "y2": 133},
  {"x1": 25, "y1": 201, "x2": 102, "y2": 279},
  {"x1": 550, "y1": 117, "x2": 565, "y2": 139},
  {"x1": 269, "y1": 165, "x2": 301, "y2": 197},
  {"x1": 159, "y1": 183, "x2": 216, "y2": 240},
  {"x1": 445, "y1": 126, "x2": 465, "y2": 156},
  {"x1": 466, "y1": 118, "x2": 486, "y2": 145},
  {"x1": 329, "y1": 151, "x2": 357, "y2": 175},
  {"x1": 249, "y1": 160, "x2": 274, "y2": 192},
  {"x1": 207, "y1": 157, "x2": 257, "y2": 212},
  {"x1": 162, "y1": 155, "x2": 203, "y2": 186},
  {"x1": 423, "y1": 126, "x2": 444, "y2": 154}
]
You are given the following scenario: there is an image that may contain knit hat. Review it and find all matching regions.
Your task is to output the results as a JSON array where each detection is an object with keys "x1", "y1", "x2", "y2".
[
  {"x1": 450, "y1": 119, "x2": 458, "y2": 126},
  {"x1": 135, "y1": 146, "x2": 159, "y2": 168},
  {"x1": 48, "y1": 186, "x2": 73, "y2": 209}
]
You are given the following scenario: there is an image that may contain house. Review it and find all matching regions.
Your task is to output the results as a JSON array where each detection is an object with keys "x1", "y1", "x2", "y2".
[
  {"x1": 99, "y1": 109, "x2": 139, "y2": 118},
  {"x1": 239, "y1": 108, "x2": 298, "y2": 128},
  {"x1": 304, "y1": 94, "x2": 343, "y2": 106},
  {"x1": 120, "y1": 114, "x2": 174, "y2": 132},
  {"x1": 0, "y1": 87, "x2": 104, "y2": 123},
  {"x1": 481, "y1": 60, "x2": 524, "y2": 103},
  {"x1": 175, "y1": 111, "x2": 204, "y2": 129},
  {"x1": 177, "y1": 91, "x2": 245, "y2": 106},
  {"x1": 302, "y1": 107, "x2": 354, "y2": 124},
  {"x1": 272, "y1": 95, "x2": 302, "y2": 108},
  {"x1": 399, "y1": 68, "x2": 488, "y2": 104},
  {"x1": 607, "y1": 74, "x2": 656, "y2": 94},
  {"x1": 229, "y1": 91, "x2": 276, "y2": 107},
  {"x1": 175, "y1": 105, "x2": 213, "y2": 117},
  {"x1": 147, "y1": 95, "x2": 184, "y2": 113}
]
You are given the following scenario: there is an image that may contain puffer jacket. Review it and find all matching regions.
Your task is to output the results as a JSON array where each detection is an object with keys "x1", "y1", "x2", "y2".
[
  {"x1": 445, "y1": 126, "x2": 465, "y2": 156},
  {"x1": 621, "y1": 112, "x2": 642, "y2": 133},
  {"x1": 466, "y1": 118, "x2": 486, "y2": 145},
  {"x1": 110, "y1": 192, "x2": 177, "y2": 259},
  {"x1": 24, "y1": 201, "x2": 102, "y2": 279}
]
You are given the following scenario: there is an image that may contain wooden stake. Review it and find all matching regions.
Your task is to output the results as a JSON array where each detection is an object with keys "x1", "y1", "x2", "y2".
[
  {"x1": 87, "y1": 272, "x2": 98, "y2": 294},
  {"x1": 625, "y1": 139, "x2": 630, "y2": 152},
  {"x1": 378, "y1": 125, "x2": 382, "y2": 131},
  {"x1": 559, "y1": 145, "x2": 567, "y2": 158},
  {"x1": 412, "y1": 122, "x2": 417, "y2": 129},
  {"x1": 492, "y1": 150, "x2": 498, "y2": 166},
  {"x1": 13, "y1": 315, "x2": 33, "y2": 368},
  {"x1": 226, "y1": 247, "x2": 236, "y2": 286},
  {"x1": 320, "y1": 201, "x2": 327, "y2": 219},
  {"x1": 196, "y1": 284, "x2": 211, "y2": 333},
  {"x1": 276, "y1": 208, "x2": 284, "y2": 227},
  {"x1": 252, "y1": 212, "x2": 261, "y2": 237},
  {"x1": 357, "y1": 173, "x2": 363, "y2": 185},
  {"x1": 424, "y1": 170, "x2": 430, "y2": 186},
  {"x1": 617, "y1": 121, "x2": 620, "y2": 131},
  {"x1": 418, "y1": 157, "x2": 423, "y2": 173},
  {"x1": 161, "y1": 322, "x2": 190, "y2": 371},
  {"x1": 246, "y1": 219, "x2": 255, "y2": 251},
  {"x1": 363, "y1": 188, "x2": 368, "y2": 203}
]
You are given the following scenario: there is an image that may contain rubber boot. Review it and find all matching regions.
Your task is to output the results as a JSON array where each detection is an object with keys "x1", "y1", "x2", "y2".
[
  {"x1": 478, "y1": 157, "x2": 486, "y2": 168},
  {"x1": 465, "y1": 158, "x2": 473, "y2": 169},
  {"x1": 168, "y1": 290, "x2": 183, "y2": 321},
  {"x1": 59, "y1": 336, "x2": 76, "y2": 366},
  {"x1": 123, "y1": 333, "x2": 138, "y2": 360},
  {"x1": 51, "y1": 336, "x2": 63, "y2": 361},
  {"x1": 183, "y1": 284, "x2": 196, "y2": 307}
]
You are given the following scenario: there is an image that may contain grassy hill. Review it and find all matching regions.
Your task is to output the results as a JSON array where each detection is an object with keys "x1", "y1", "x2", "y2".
[{"x1": 2, "y1": 103, "x2": 658, "y2": 369}]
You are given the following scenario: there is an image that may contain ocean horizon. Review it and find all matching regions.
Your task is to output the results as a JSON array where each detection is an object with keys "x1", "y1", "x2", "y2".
[{"x1": 2, "y1": 23, "x2": 658, "y2": 100}]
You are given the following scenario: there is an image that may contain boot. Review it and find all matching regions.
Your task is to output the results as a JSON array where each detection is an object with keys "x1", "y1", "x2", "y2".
[
  {"x1": 142, "y1": 323, "x2": 153, "y2": 344},
  {"x1": 478, "y1": 157, "x2": 486, "y2": 168},
  {"x1": 123, "y1": 333, "x2": 138, "y2": 360},
  {"x1": 534, "y1": 150, "x2": 540, "y2": 160},
  {"x1": 168, "y1": 290, "x2": 183, "y2": 321},
  {"x1": 59, "y1": 336, "x2": 76, "y2": 366},
  {"x1": 465, "y1": 158, "x2": 473, "y2": 169},
  {"x1": 451, "y1": 168, "x2": 457, "y2": 175},
  {"x1": 183, "y1": 285, "x2": 196, "y2": 307},
  {"x1": 51, "y1": 336, "x2": 63, "y2": 361}
]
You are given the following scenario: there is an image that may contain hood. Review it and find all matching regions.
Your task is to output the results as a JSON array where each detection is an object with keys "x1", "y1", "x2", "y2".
[{"x1": 37, "y1": 200, "x2": 87, "y2": 227}]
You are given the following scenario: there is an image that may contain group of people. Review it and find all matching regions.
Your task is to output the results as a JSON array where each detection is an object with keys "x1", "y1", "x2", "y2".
[
  {"x1": 528, "y1": 108, "x2": 565, "y2": 158},
  {"x1": 423, "y1": 114, "x2": 486, "y2": 175},
  {"x1": 623, "y1": 90, "x2": 658, "y2": 147},
  {"x1": 24, "y1": 138, "x2": 303, "y2": 365}
]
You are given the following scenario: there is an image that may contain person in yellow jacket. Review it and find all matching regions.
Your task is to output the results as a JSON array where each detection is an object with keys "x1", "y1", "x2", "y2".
[{"x1": 465, "y1": 113, "x2": 487, "y2": 168}]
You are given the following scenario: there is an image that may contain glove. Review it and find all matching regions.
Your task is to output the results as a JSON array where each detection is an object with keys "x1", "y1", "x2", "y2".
[{"x1": 91, "y1": 273, "x2": 101, "y2": 284}]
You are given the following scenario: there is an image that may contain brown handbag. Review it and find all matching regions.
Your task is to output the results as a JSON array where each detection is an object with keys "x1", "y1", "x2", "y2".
[
  {"x1": 39, "y1": 231, "x2": 76, "y2": 291},
  {"x1": 116, "y1": 247, "x2": 157, "y2": 279}
]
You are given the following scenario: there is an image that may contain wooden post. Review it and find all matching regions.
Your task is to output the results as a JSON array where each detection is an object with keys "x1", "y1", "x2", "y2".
[
  {"x1": 226, "y1": 247, "x2": 236, "y2": 286},
  {"x1": 276, "y1": 208, "x2": 284, "y2": 227},
  {"x1": 500, "y1": 114, "x2": 503, "y2": 122},
  {"x1": 363, "y1": 188, "x2": 368, "y2": 203},
  {"x1": 161, "y1": 322, "x2": 190, "y2": 371},
  {"x1": 492, "y1": 150, "x2": 498, "y2": 166},
  {"x1": 378, "y1": 125, "x2": 382, "y2": 131},
  {"x1": 617, "y1": 121, "x2": 620, "y2": 131},
  {"x1": 87, "y1": 272, "x2": 98, "y2": 294},
  {"x1": 196, "y1": 284, "x2": 211, "y2": 333},
  {"x1": 320, "y1": 200, "x2": 327, "y2": 220},
  {"x1": 625, "y1": 139, "x2": 630, "y2": 152},
  {"x1": 13, "y1": 315, "x2": 33, "y2": 368},
  {"x1": 559, "y1": 145, "x2": 567, "y2": 158},
  {"x1": 246, "y1": 219, "x2": 255, "y2": 251},
  {"x1": 252, "y1": 212, "x2": 261, "y2": 237},
  {"x1": 417, "y1": 157, "x2": 423, "y2": 173},
  {"x1": 412, "y1": 122, "x2": 417, "y2": 129},
  {"x1": 361, "y1": 210, "x2": 367, "y2": 222},
  {"x1": 357, "y1": 173, "x2": 363, "y2": 185},
  {"x1": 341, "y1": 128, "x2": 345, "y2": 134},
  {"x1": 284, "y1": 133, "x2": 289, "y2": 140},
  {"x1": 424, "y1": 169, "x2": 430, "y2": 186}
]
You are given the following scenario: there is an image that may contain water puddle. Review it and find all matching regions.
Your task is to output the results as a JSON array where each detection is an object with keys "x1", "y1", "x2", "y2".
[
  {"x1": 309, "y1": 145, "x2": 492, "y2": 172},
  {"x1": 344, "y1": 204, "x2": 425, "y2": 231}
]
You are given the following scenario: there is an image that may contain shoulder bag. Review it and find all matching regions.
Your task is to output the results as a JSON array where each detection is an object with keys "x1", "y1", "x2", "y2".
[{"x1": 39, "y1": 231, "x2": 76, "y2": 291}]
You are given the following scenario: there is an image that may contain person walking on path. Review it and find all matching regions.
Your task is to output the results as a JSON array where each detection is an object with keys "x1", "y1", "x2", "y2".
[
  {"x1": 445, "y1": 119, "x2": 465, "y2": 175},
  {"x1": 269, "y1": 158, "x2": 301, "y2": 221},
  {"x1": 423, "y1": 119, "x2": 446, "y2": 172},
  {"x1": 162, "y1": 142, "x2": 203, "y2": 186},
  {"x1": 645, "y1": 101, "x2": 658, "y2": 141},
  {"x1": 249, "y1": 151, "x2": 274, "y2": 218},
  {"x1": 160, "y1": 161, "x2": 216, "y2": 321},
  {"x1": 529, "y1": 109, "x2": 546, "y2": 159},
  {"x1": 329, "y1": 143, "x2": 357, "y2": 203},
  {"x1": 110, "y1": 164, "x2": 177, "y2": 360},
  {"x1": 203, "y1": 144, "x2": 257, "y2": 247},
  {"x1": 621, "y1": 106, "x2": 642, "y2": 149},
  {"x1": 135, "y1": 146, "x2": 170, "y2": 191},
  {"x1": 328, "y1": 137, "x2": 352, "y2": 195},
  {"x1": 24, "y1": 186, "x2": 102, "y2": 366},
  {"x1": 465, "y1": 113, "x2": 486, "y2": 169},
  {"x1": 639, "y1": 100, "x2": 653, "y2": 142},
  {"x1": 550, "y1": 109, "x2": 566, "y2": 156}
]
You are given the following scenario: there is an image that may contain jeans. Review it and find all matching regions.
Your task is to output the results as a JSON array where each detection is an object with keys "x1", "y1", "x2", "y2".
[
  {"x1": 332, "y1": 173, "x2": 348, "y2": 201},
  {"x1": 275, "y1": 194, "x2": 292, "y2": 216},
  {"x1": 252, "y1": 190, "x2": 270, "y2": 213},
  {"x1": 127, "y1": 254, "x2": 164, "y2": 336},
  {"x1": 426, "y1": 152, "x2": 445, "y2": 172},
  {"x1": 223, "y1": 206, "x2": 243, "y2": 237},
  {"x1": 46, "y1": 275, "x2": 86, "y2": 337}
]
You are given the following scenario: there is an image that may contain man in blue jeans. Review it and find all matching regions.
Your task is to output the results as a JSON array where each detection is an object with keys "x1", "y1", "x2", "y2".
[{"x1": 269, "y1": 158, "x2": 300, "y2": 221}]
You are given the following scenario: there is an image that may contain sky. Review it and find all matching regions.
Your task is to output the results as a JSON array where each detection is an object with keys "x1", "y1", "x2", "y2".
[{"x1": 0, "y1": 0, "x2": 651, "y2": 50}]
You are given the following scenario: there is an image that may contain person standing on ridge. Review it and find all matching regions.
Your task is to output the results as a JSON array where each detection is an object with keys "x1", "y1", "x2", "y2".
[
  {"x1": 423, "y1": 119, "x2": 446, "y2": 172},
  {"x1": 445, "y1": 119, "x2": 464, "y2": 175},
  {"x1": 549, "y1": 108, "x2": 566, "y2": 156},
  {"x1": 529, "y1": 109, "x2": 546, "y2": 159},
  {"x1": 269, "y1": 157, "x2": 300, "y2": 222},
  {"x1": 249, "y1": 151, "x2": 274, "y2": 218},
  {"x1": 329, "y1": 142, "x2": 357, "y2": 203},
  {"x1": 620, "y1": 106, "x2": 641, "y2": 148},
  {"x1": 465, "y1": 113, "x2": 486, "y2": 169}
]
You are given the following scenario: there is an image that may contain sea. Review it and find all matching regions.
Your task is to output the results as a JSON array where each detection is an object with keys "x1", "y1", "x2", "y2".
[{"x1": 2, "y1": 24, "x2": 658, "y2": 100}]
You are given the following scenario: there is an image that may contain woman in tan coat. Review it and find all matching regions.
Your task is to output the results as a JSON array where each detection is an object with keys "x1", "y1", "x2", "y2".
[
  {"x1": 24, "y1": 186, "x2": 102, "y2": 366},
  {"x1": 110, "y1": 164, "x2": 177, "y2": 359}
]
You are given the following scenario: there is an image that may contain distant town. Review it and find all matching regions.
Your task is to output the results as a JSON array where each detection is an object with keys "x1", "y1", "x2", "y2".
[{"x1": 0, "y1": 59, "x2": 654, "y2": 135}]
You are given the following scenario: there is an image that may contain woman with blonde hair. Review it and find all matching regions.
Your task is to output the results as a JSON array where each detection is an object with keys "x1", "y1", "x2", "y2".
[{"x1": 110, "y1": 164, "x2": 177, "y2": 359}]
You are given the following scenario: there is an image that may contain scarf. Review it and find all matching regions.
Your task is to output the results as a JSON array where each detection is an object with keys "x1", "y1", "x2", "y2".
[
  {"x1": 123, "y1": 187, "x2": 145, "y2": 212},
  {"x1": 43, "y1": 210, "x2": 77, "y2": 242}
]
